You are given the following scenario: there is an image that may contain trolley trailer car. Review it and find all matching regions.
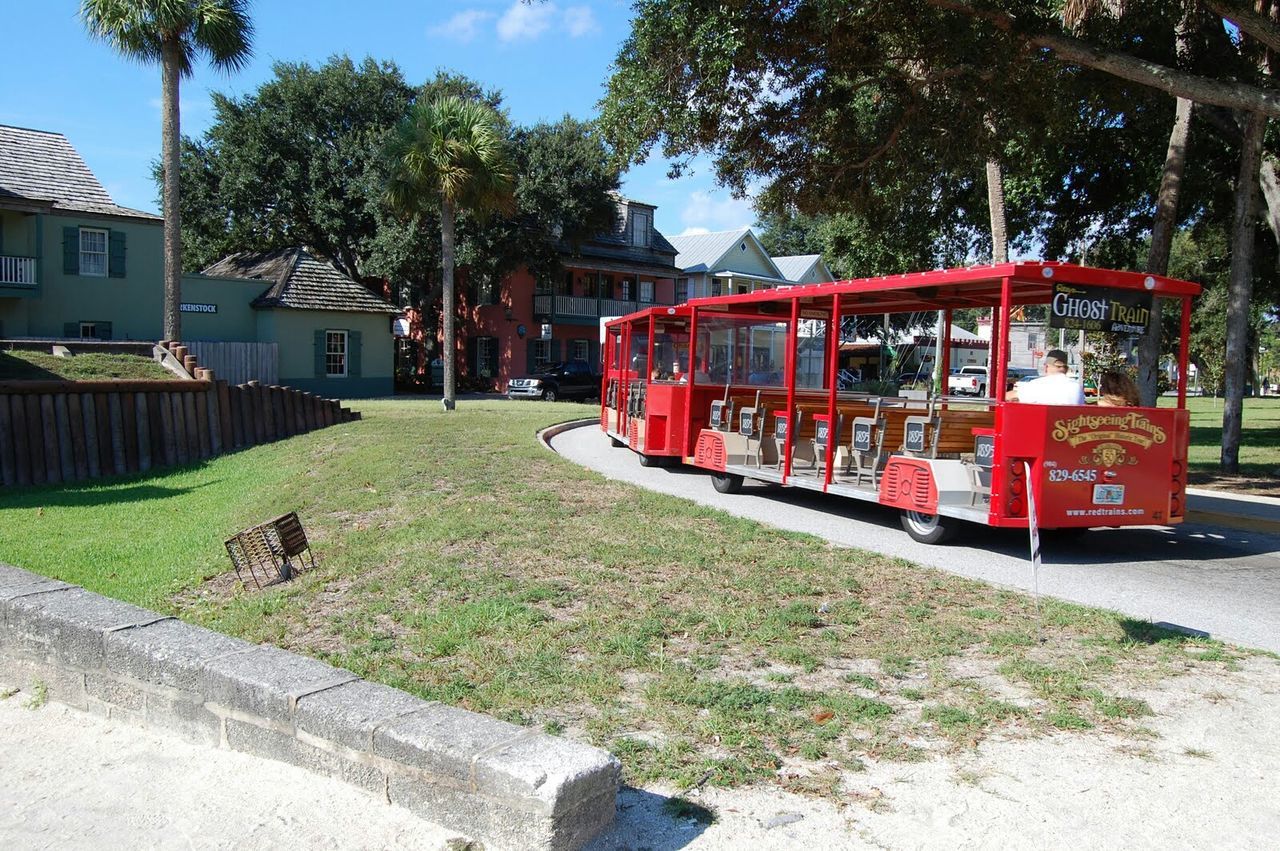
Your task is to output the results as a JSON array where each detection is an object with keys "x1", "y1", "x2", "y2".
[{"x1": 600, "y1": 263, "x2": 1201, "y2": 544}]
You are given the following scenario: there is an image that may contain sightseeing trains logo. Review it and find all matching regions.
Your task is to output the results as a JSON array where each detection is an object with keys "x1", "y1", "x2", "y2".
[
  {"x1": 1086, "y1": 442, "x2": 1140, "y2": 468},
  {"x1": 1051, "y1": 412, "x2": 1168, "y2": 448}
]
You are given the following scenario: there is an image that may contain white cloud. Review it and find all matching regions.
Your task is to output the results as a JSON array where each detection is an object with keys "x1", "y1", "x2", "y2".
[
  {"x1": 496, "y1": 1, "x2": 557, "y2": 43},
  {"x1": 678, "y1": 226, "x2": 711, "y2": 237},
  {"x1": 563, "y1": 5, "x2": 600, "y2": 37},
  {"x1": 429, "y1": 9, "x2": 496, "y2": 43},
  {"x1": 680, "y1": 190, "x2": 756, "y2": 233}
]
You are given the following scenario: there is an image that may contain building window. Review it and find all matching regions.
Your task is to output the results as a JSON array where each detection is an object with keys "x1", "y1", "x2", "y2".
[
  {"x1": 477, "y1": 336, "x2": 496, "y2": 377},
  {"x1": 79, "y1": 322, "x2": 97, "y2": 339},
  {"x1": 79, "y1": 228, "x2": 108, "y2": 277},
  {"x1": 676, "y1": 277, "x2": 688, "y2": 303},
  {"x1": 711, "y1": 279, "x2": 722, "y2": 297},
  {"x1": 621, "y1": 278, "x2": 633, "y2": 301},
  {"x1": 532, "y1": 339, "x2": 554, "y2": 368},
  {"x1": 631, "y1": 211, "x2": 650, "y2": 247},
  {"x1": 325, "y1": 330, "x2": 348, "y2": 377},
  {"x1": 572, "y1": 339, "x2": 589, "y2": 362},
  {"x1": 639, "y1": 280, "x2": 654, "y2": 303}
]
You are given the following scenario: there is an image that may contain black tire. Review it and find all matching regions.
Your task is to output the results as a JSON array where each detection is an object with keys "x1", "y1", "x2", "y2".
[
  {"x1": 542, "y1": 387, "x2": 558, "y2": 402},
  {"x1": 638, "y1": 453, "x2": 660, "y2": 467},
  {"x1": 977, "y1": 384, "x2": 987, "y2": 397},
  {"x1": 899, "y1": 510, "x2": 962, "y2": 544},
  {"x1": 610, "y1": 437, "x2": 626, "y2": 448},
  {"x1": 711, "y1": 472, "x2": 744, "y2": 494}
]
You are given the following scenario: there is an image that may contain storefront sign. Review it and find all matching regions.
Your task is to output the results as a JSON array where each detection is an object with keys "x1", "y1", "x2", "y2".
[
  {"x1": 1049, "y1": 283, "x2": 1151, "y2": 334},
  {"x1": 541, "y1": 323, "x2": 552, "y2": 340},
  {"x1": 179, "y1": 303, "x2": 217, "y2": 314}
]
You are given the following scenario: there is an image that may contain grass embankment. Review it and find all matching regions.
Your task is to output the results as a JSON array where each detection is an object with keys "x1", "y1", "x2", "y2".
[
  {"x1": 0, "y1": 400, "x2": 1249, "y2": 795},
  {"x1": 1164, "y1": 396, "x2": 1280, "y2": 495},
  {"x1": 0, "y1": 349, "x2": 172, "y2": 381}
]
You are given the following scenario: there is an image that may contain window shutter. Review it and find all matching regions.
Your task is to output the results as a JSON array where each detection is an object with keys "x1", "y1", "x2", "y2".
[
  {"x1": 98, "y1": 321, "x2": 112, "y2": 341},
  {"x1": 588, "y1": 340, "x2": 599, "y2": 370},
  {"x1": 108, "y1": 231, "x2": 126, "y2": 278},
  {"x1": 314, "y1": 330, "x2": 326, "y2": 377},
  {"x1": 487, "y1": 337, "x2": 498, "y2": 377},
  {"x1": 348, "y1": 330, "x2": 362, "y2": 377},
  {"x1": 554, "y1": 339, "x2": 563, "y2": 363},
  {"x1": 526, "y1": 339, "x2": 537, "y2": 372},
  {"x1": 63, "y1": 322, "x2": 78, "y2": 339},
  {"x1": 466, "y1": 336, "x2": 478, "y2": 376},
  {"x1": 63, "y1": 227, "x2": 79, "y2": 274}
]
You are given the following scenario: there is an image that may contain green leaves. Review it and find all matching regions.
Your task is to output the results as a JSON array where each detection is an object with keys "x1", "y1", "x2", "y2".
[{"x1": 80, "y1": 0, "x2": 253, "y2": 77}]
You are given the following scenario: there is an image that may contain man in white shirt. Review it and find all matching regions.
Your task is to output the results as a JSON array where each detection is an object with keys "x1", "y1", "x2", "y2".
[{"x1": 1008, "y1": 349, "x2": 1085, "y2": 405}]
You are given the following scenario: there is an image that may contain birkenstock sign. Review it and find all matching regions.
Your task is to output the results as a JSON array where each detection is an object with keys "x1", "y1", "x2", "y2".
[{"x1": 1049, "y1": 283, "x2": 1151, "y2": 334}]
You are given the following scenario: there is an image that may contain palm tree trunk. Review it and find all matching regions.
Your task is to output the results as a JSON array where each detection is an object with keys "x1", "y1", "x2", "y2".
[
  {"x1": 440, "y1": 199, "x2": 457, "y2": 411},
  {"x1": 985, "y1": 158, "x2": 1009, "y2": 264},
  {"x1": 1137, "y1": 96, "x2": 1194, "y2": 406},
  {"x1": 1222, "y1": 110, "x2": 1267, "y2": 473},
  {"x1": 161, "y1": 40, "x2": 183, "y2": 342}
]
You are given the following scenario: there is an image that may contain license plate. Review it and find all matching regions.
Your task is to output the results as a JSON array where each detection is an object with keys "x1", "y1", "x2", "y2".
[{"x1": 1092, "y1": 484, "x2": 1125, "y2": 505}]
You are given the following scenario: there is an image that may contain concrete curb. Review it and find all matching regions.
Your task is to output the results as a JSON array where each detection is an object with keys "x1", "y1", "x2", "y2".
[
  {"x1": 1185, "y1": 488, "x2": 1280, "y2": 535},
  {"x1": 0, "y1": 563, "x2": 619, "y2": 851},
  {"x1": 537, "y1": 417, "x2": 597, "y2": 452}
]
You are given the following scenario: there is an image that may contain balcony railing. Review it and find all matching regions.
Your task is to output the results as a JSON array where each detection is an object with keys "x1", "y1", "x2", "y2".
[
  {"x1": 0, "y1": 255, "x2": 36, "y2": 286},
  {"x1": 533, "y1": 293, "x2": 669, "y2": 321}
]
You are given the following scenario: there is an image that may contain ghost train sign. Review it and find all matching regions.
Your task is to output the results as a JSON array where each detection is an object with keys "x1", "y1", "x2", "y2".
[{"x1": 1050, "y1": 282, "x2": 1151, "y2": 334}]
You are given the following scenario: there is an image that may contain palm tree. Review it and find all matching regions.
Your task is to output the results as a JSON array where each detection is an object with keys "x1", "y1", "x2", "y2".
[
  {"x1": 383, "y1": 96, "x2": 515, "y2": 411},
  {"x1": 80, "y1": 0, "x2": 253, "y2": 342}
]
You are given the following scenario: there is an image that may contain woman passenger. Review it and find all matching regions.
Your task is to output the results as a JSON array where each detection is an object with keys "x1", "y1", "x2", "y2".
[{"x1": 1097, "y1": 370, "x2": 1142, "y2": 407}]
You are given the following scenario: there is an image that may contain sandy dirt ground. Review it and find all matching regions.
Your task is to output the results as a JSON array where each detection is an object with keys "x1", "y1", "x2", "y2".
[
  {"x1": 0, "y1": 688, "x2": 463, "y2": 850},
  {"x1": 586, "y1": 656, "x2": 1280, "y2": 850},
  {"x1": 4, "y1": 657, "x2": 1278, "y2": 850}
]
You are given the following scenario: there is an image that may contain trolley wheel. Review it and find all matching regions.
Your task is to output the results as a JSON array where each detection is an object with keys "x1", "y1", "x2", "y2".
[
  {"x1": 542, "y1": 388, "x2": 558, "y2": 402},
  {"x1": 638, "y1": 453, "x2": 661, "y2": 467},
  {"x1": 610, "y1": 437, "x2": 626, "y2": 448},
  {"x1": 899, "y1": 510, "x2": 961, "y2": 544},
  {"x1": 711, "y1": 472, "x2": 744, "y2": 494}
]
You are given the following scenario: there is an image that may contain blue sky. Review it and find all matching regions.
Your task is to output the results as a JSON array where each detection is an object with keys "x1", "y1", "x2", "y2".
[{"x1": 2, "y1": 0, "x2": 755, "y2": 239}]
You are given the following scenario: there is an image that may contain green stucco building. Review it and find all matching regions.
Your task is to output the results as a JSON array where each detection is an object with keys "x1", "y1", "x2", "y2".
[{"x1": 0, "y1": 124, "x2": 397, "y2": 397}]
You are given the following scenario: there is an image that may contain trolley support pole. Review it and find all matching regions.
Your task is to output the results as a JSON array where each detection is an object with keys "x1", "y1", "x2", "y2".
[
  {"x1": 783, "y1": 297, "x2": 800, "y2": 483},
  {"x1": 1178, "y1": 296, "x2": 1191, "y2": 407},
  {"x1": 685, "y1": 307, "x2": 699, "y2": 457},
  {"x1": 941, "y1": 309, "x2": 953, "y2": 397},
  {"x1": 995, "y1": 276, "x2": 1012, "y2": 401},
  {"x1": 823, "y1": 294, "x2": 842, "y2": 490}
]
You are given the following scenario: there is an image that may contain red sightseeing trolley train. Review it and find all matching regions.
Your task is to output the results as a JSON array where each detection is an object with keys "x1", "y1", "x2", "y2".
[{"x1": 599, "y1": 262, "x2": 1201, "y2": 544}]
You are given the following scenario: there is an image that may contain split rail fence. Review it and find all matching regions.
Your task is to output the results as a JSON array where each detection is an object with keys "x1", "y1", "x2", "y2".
[{"x1": 0, "y1": 376, "x2": 357, "y2": 488}]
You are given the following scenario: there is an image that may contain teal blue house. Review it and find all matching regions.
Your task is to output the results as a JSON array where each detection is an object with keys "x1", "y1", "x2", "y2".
[{"x1": 0, "y1": 124, "x2": 396, "y2": 397}]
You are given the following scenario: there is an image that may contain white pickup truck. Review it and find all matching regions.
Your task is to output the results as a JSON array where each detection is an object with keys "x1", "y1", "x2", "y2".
[{"x1": 947, "y1": 365, "x2": 1038, "y2": 397}]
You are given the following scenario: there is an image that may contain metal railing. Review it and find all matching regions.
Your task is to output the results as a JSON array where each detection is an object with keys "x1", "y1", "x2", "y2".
[
  {"x1": 0, "y1": 255, "x2": 36, "y2": 285},
  {"x1": 532, "y1": 294, "x2": 672, "y2": 320}
]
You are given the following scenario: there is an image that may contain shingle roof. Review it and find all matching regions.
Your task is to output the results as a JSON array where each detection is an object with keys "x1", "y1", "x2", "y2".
[
  {"x1": 773, "y1": 254, "x2": 822, "y2": 282},
  {"x1": 0, "y1": 124, "x2": 161, "y2": 220},
  {"x1": 201, "y1": 247, "x2": 398, "y2": 314}
]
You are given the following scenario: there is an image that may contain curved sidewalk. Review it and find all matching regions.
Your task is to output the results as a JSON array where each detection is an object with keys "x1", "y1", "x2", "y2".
[{"x1": 550, "y1": 423, "x2": 1280, "y2": 653}]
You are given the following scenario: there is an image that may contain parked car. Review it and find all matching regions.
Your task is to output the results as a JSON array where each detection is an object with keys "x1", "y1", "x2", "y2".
[
  {"x1": 947, "y1": 365, "x2": 1037, "y2": 396},
  {"x1": 507, "y1": 360, "x2": 600, "y2": 401}
]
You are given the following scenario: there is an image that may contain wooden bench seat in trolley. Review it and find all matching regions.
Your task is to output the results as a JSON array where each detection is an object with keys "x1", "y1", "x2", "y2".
[{"x1": 705, "y1": 392, "x2": 994, "y2": 481}]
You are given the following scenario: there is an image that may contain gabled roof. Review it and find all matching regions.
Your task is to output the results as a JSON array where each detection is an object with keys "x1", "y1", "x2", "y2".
[
  {"x1": 773, "y1": 254, "x2": 834, "y2": 284},
  {"x1": 201, "y1": 247, "x2": 398, "y2": 314},
  {"x1": 0, "y1": 124, "x2": 160, "y2": 220},
  {"x1": 668, "y1": 228, "x2": 786, "y2": 280}
]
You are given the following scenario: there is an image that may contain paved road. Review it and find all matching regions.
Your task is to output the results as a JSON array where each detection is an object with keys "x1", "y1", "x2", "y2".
[{"x1": 551, "y1": 424, "x2": 1280, "y2": 653}]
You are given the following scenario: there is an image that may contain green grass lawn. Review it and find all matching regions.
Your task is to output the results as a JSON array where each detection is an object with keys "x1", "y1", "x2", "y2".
[
  {"x1": 1163, "y1": 396, "x2": 1280, "y2": 493},
  {"x1": 0, "y1": 399, "x2": 1251, "y2": 795},
  {"x1": 0, "y1": 349, "x2": 172, "y2": 381}
]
